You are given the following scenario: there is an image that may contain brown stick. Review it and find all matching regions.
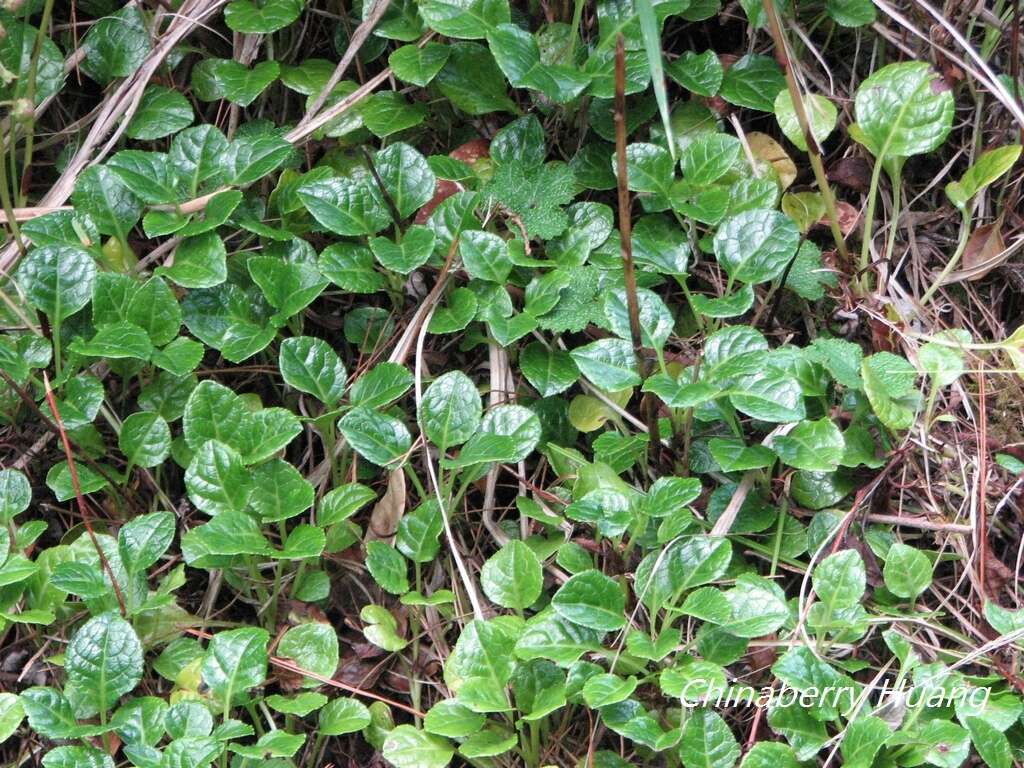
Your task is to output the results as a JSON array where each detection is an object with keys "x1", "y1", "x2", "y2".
[
  {"x1": 43, "y1": 373, "x2": 127, "y2": 617},
  {"x1": 614, "y1": 34, "x2": 660, "y2": 454},
  {"x1": 977, "y1": 367, "x2": 989, "y2": 601},
  {"x1": 760, "y1": 0, "x2": 850, "y2": 267}
]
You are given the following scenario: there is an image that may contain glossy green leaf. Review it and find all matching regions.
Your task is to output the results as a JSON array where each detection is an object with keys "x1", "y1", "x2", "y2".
[
  {"x1": 420, "y1": 371, "x2": 482, "y2": 450},
  {"x1": 481, "y1": 540, "x2": 543, "y2": 610},
  {"x1": 66, "y1": 613, "x2": 144, "y2": 714},
  {"x1": 852, "y1": 62, "x2": 955, "y2": 159}
]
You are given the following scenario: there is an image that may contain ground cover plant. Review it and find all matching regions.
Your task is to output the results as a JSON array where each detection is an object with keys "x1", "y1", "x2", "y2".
[{"x1": 1, "y1": 0, "x2": 1024, "y2": 765}]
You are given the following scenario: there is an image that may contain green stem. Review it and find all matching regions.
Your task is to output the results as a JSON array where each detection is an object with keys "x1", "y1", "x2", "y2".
[
  {"x1": 858, "y1": 156, "x2": 887, "y2": 292},
  {"x1": 920, "y1": 207, "x2": 972, "y2": 305}
]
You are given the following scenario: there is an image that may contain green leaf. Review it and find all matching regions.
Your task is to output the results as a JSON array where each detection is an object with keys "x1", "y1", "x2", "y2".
[
  {"x1": 772, "y1": 646, "x2": 858, "y2": 719},
  {"x1": 636, "y1": 536, "x2": 732, "y2": 613},
  {"x1": 436, "y1": 42, "x2": 517, "y2": 114},
  {"x1": 382, "y1": 725, "x2": 455, "y2": 768},
  {"x1": 339, "y1": 407, "x2": 412, "y2": 468},
  {"x1": 485, "y1": 160, "x2": 576, "y2": 239},
  {"x1": 460, "y1": 230, "x2": 513, "y2": 283},
  {"x1": 570, "y1": 339, "x2": 641, "y2": 390},
  {"x1": 582, "y1": 673, "x2": 637, "y2": 708},
  {"x1": 946, "y1": 145, "x2": 1022, "y2": 207},
  {"x1": 182, "y1": 380, "x2": 250, "y2": 452},
  {"x1": 250, "y1": 460, "x2": 314, "y2": 522},
  {"x1": 349, "y1": 362, "x2": 414, "y2": 409},
  {"x1": 487, "y1": 24, "x2": 590, "y2": 102},
  {"x1": 185, "y1": 440, "x2": 253, "y2": 516},
  {"x1": 552, "y1": 569, "x2": 625, "y2": 630},
  {"x1": 370, "y1": 226, "x2": 436, "y2": 274},
  {"x1": 679, "y1": 133, "x2": 742, "y2": 185},
  {"x1": 119, "y1": 511, "x2": 175, "y2": 574},
  {"x1": 774, "y1": 91, "x2": 838, "y2": 152},
  {"x1": 826, "y1": 0, "x2": 876, "y2": 25},
  {"x1": 66, "y1": 612, "x2": 144, "y2": 714},
  {"x1": 361, "y1": 92, "x2": 427, "y2": 138},
  {"x1": 313, "y1": 697, "x2": 369, "y2": 735},
  {"x1": 740, "y1": 742, "x2": 800, "y2": 768},
  {"x1": 70, "y1": 322, "x2": 153, "y2": 360},
  {"x1": 424, "y1": 700, "x2": 485, "y2": 737},
  {"x1": 481, "y1": 540, "x2": 543, "y2": 610},
  {"x1": 420, "y1": 371, "x2": 482, "y2": 450},
  {"x1": 767, "y1": 704, "x2": 829, "y2": 760},
  {"x1": 667, "y1": 49, "x2": 723, "y2": 96},
  {"x1": 81, "y1": 7, "x2": 151, "y2": 86},
  {"x1": 119, "y1": 412, "x2": 172, "y2": 468},
  {"x1": 73, "y1": 165, "x2": 143, "y2": 238},
  {"x1": 318, "y1": 483, "x2": 376, "y2": 526},
  {"x1": 361, "y1": 604, "x2": 409, "y2": 651},
  {"x1": 180, "y1": 285, "x2": 276, "y2": 363},
  {"x1": 279, "y1": 336, "x2": 347, "y2": 406},
  {"x1": 366, "y1": 541, "x2": 410, "y2": 594},
  {"x1": 883, "y1": 542, "x2": 931, "y2": 599},
  {"x1": 228, "y1": 134, "x2": 293, "y2": 186},
  {"x1": 964, "y1": 716, "x2": 1012, "y2": 768},
  {"x1": 278, "y1": 623, "x2": 339, "y2": 683},
  {"x1": 248, "y1": 256, "x2": 328, "y2": 323},
  {"x1": 373, "y1": 143, "x2": 436, "y2": 220},
  {"x1": 773, "y1": 418, "x2": 845, "y2": 472},
  {"x1": 622, "y1": 142, "x2": 674, "y2": 195},
  {"x1": 225, "y1": 0, "x2": 303, "y2": 32},
  {"x1": 520, "y1": 342, "x2": 579, "y2": 397},
  {"x1": 709, "y1": 438, "x2": 776, "y2": 471},
  {"x1": 0, "y1": 21, "x2": 66, "y2": 105},
  {"x1": 182, "y1": 511, "x2": 272, "y2": 562},
  {"x1": 126, "y1": 277, "x2": 181, "y2": 347},
  {"x1": 862, "y1": 351, "x2": 918, "y2": 430},
  {"x1": 389, "y1": 43, "x2": 451, "y2": 86},
  {"x1": 603, "y1": 287, "x2": 674, "y2": 351},
  {"x1": 193, "y1": 59, "x2": 280, "y2": 107},
  {"x1": 158, "y1": 232, "x2": 227, "y2": 289},
  {"x1": 41, "y1": 746, "x2": 114, "y2": 768},
  {"x1": 713, "y1": 209, "x2": 801, "y2": 284},
  {"x1": 446, "y1": 404, "x2": 541, "y2": 467},
  {"x1": 429, "y1": 287, "x2": 478, "y2": 333},
  {"x1": 719, "y1": 54, "x2": 785, "y2": 111},
  {"x1": 840, "y1": 716, "x2": 890, "y2": 768},
  {"x1": 690, "y1": 285, "x2": 755, "y2": 318},
  {"x1": 300, "y1": 176, "x2": 391, "y2": 236},
  {"x1": 127, "y1": 85, "x2": 195, "y2": 140},
  {"x1": 318, "y1": 242, "x2": 386, "y2": 293},
  {"x1": 170, "y1": 125, "x2": 231, "y2": 194},
  {"x1": 0, "y1": 692, "x2": 23, "y2": 745},
  {"x1": 852, "y1": 62, "x2": 955, "y2": 159},
  {"x1": 0, "y1": 469, "x2": 31, "y2": 522},
  {"x1": 419, "y1": 0, "x2": 510, "y2": 38},
  {"x1": 919, "y1": 330, "x2": 970, "y2": 387},
  {"x1": 201, "y1": 627, "x2": 269, "y2": 707},
  {"x1": 678, "y1": 709, "x2": 740, "y2": 768},
  {"x1": 815, "y1": 549, "x2": 866, "y2": 609},
  {"x1": 727, "y1": 372, "x2": 806, "y2": 423},
  {"x1": 107, "y1": 151, "x2": 182, "y2": 205},
  {"x1": 396, "y1": 502, "x2": 443, "y2": 562},
  {"x1": 16, "y1": 245, "x2": 96, "y2": 321},
  {"x1": 46, "y1": 460, "x2": 109, "y2": 502}
]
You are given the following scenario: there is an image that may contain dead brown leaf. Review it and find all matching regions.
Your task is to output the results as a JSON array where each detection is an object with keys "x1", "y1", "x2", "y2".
[
  {"x1": 828, "y1": 156, "x2": 872, "y2": 192},
  {"x1": 960, "y1": 221, "x2": 1008, "y2": 281},
  {"x1": 819, "y1": 200, "x2": 860, "y2": 237},
  {"x1": 368, "y1": 468, "x2": 405, "y2": 542},
  {"x1": 746, "y1": 132, "x2": 797, "y2": 190}
]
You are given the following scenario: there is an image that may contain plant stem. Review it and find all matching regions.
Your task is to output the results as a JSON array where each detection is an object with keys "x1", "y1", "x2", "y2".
[
  {"x1": 761, "y1": 0, "x2": 850, "y2": 267},
  {"x1": 858, "y1": 156, "x2": 887, "y2": 292},
  {"x1": 920, "y1": 207, "x2": 973, "y2": 305}
]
